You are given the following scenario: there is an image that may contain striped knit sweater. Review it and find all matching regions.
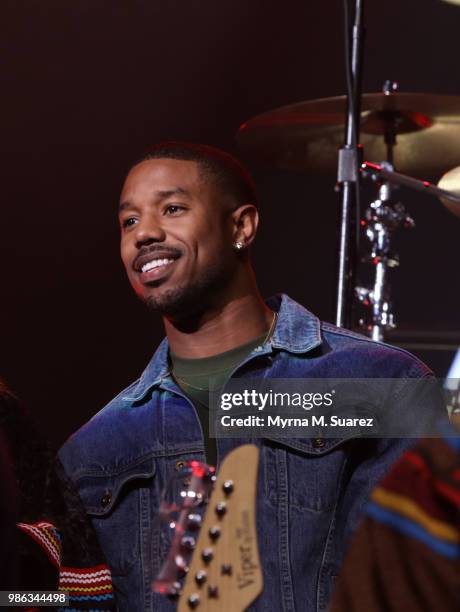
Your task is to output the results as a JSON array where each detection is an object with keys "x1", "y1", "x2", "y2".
[{"x1": 330, "y1": 429, "x2": 460, "y2": 611}]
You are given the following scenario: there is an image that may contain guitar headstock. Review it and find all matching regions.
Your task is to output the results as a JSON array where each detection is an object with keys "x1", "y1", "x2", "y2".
[{"x1": 153, "y1": 445, "x2": 262, "y2": 611}]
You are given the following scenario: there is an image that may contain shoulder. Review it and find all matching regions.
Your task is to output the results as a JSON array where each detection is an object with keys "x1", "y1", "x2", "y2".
[
  {"x1": 319, "y1": 321, "x2": 432, "y2": 378},
  {"x1": 270, "y1": 294, "x2": 431, "y2": 378}
]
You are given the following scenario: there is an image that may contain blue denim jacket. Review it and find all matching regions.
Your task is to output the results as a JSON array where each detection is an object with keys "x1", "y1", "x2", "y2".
[{"x1": 59, "y1": 294, "x2": 438, "y2": 612}]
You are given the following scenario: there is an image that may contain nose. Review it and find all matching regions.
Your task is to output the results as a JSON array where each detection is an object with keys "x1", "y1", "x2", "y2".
[{"x1": 134, "y1": 216, "x2": 166, "y2": 249}]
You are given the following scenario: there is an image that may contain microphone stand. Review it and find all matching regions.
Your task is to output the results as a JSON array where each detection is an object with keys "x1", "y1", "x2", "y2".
[{"x1": 335, "y1": 0, "x2": 365, "y2": 328}]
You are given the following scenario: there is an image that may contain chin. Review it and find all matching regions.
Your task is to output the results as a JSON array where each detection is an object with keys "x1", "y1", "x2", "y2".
[
  {"x1": 141, "y1": 263, "x2": 235, "y2": 318},
  {"x1": 144, "y1": 284, "x2": 199, "y2": 316}
]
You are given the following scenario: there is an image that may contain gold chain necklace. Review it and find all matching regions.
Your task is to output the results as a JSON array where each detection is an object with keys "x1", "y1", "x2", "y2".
[{"x1": 172, "y1": 311, "x2": 278, "y2": 392}]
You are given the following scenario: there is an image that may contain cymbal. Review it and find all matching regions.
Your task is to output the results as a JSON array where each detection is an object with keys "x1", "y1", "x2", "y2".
[
  {"x1": 437, "y1": 166, "x2": 460, "y2": 219},
  {"x1": 237, "y1": 93, "x2": 460, "y2": 175}
]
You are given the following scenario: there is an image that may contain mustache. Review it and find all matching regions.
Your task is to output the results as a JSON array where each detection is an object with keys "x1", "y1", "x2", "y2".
[{"x1": 137, "y1": 245, "x2": 183, "y2": 258}]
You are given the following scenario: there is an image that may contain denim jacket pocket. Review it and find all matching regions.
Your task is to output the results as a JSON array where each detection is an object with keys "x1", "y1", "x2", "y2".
[
  {"x1": 77, "y1": 457, "x2": 156, "y2": 577},
  {"x1": 263, "y1": 437, "x2": 351, "y2": 513}
]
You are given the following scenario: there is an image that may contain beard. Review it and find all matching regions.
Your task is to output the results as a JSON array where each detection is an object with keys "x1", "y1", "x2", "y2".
[{"x1": 143, "y1": 258, "x2": 234, "y2": 319}]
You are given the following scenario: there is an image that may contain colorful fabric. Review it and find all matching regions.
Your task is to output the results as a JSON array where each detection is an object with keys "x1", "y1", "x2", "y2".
[
  {"x1": 59, "y1": 565, "x2": 114, "y2": 610},
  {"x1": 330, "y1": 431, "x2": 460, "y2": 611},
  {"x1": 17, "y1": 521, "x2": 114, "y2": 611},
  {"x1": 367, "y1": 436, "x2": 460, "y2": 560},
  {"x1": 17, "y1": 521, "x2": 62, "y2": 567},
  {"x1": 0, "y1": 382, "x2": 116, "y2": 610}
]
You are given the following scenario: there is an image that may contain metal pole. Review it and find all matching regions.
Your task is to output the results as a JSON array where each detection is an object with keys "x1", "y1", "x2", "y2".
[
  {"x1": 361, "y1": 162, "x2": 460, "y2": 204},
  {"x1": 336, "y1": 0, "x2": 365, "y2": 328}
]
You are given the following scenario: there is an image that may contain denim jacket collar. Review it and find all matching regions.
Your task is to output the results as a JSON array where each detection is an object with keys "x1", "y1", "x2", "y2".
[{"x1": 122, "y1": 293, "x2": 322, "y2": 403}]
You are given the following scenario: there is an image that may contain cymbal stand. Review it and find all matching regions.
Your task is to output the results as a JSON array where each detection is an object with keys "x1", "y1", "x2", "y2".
[
  {"x1": 356, "y1": 160, "x2": 414, "y2": 341},
  {"x1": 359, "y1": 154, "x2": 460, "y2": 342},
  {"x1": 361, "y1": 162, "x2": 460, "y2": 205}
]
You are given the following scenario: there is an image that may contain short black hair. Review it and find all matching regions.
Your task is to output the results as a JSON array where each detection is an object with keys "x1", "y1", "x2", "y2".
[{"x1": 134, "y1": 141, "x2": 258, "y2": 209}]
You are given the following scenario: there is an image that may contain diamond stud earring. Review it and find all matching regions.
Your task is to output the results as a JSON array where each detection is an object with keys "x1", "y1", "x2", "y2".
[{"x1": 233, "y1": 241, "x2": 244, "y2": 251}]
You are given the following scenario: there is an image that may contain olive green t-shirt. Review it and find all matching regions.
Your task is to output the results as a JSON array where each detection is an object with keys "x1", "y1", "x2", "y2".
[{"x1": 170, "y1": 332, "x2": 267, "y2": 467}]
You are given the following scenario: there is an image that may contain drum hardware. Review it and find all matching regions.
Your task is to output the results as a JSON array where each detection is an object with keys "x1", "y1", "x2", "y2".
[
  {"x1": 359, "y1": 160, "x2": 460, "y2": 340},
  {"x1": 360, "y1": 157, "x2": 460, "y2": 347},
  {"x1": 238, "y1": 88, "x2": 460, "y2": 341},
  {"x1": 361, "y1": 162, "x2": 460, "y2": 210},
  {"x1": 236, "y1": 0, "x2": 460, "y2": 338},
  {"x1": 354, "y1": 81, "x2": 415, "y2": 342},
  {"x1": 355, "y1": 161, "x2": 415, "y2": 341}
]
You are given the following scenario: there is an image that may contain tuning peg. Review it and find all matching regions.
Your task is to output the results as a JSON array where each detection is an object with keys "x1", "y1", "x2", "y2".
[
  {"x1": 215, "y1": 501, "x2": 227, "y2": 517},
  {"x1": 222, "y1": 480, "x2": 234, "y2": 494},
  {"x1": 201, "y1": 548, "x2": 214, "y2": 563},
  {"x1": 187, "y1": 593, "x2": 200, "y2": 609},
  {"x1": 221, "y1": 564, "x2": 233, "y2": 576},
  {"x1": 195, "y1": 570, "x2": 207, "y2": 585},
  {"x1": 208, "y1": 526, "x2": 221, "y2": 541},
  {"x1": 208, "y1": 586, "x2": 219, "y2": 599}
]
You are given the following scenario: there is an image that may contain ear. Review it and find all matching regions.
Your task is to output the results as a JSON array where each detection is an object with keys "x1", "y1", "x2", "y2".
[{"x1": 231, "y1": 204, "x2": 259, "y2": 248}]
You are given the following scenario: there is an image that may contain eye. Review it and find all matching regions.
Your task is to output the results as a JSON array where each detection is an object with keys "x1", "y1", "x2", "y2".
[
  {"x1": 164, "y1": 204, "x2": 185, "y2": 215},
  {"x1": 121, "y1": 217, "x2": 137, "y2": 229}
]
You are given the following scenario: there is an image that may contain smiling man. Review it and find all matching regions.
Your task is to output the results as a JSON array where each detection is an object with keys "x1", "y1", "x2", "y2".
[
  {"x1": 119, "y1": 151, "x2": 273, "y2": 351},
  {"x1": 59, "y1": 142, "x2": 443, "y2": 612}
]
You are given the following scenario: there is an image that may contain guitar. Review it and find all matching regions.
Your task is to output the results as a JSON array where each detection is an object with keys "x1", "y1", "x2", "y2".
[{"x1": 153, "y1": 445, "x2": 263, "y2": 611}]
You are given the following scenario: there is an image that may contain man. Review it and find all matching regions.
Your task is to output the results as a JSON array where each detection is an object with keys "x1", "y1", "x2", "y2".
[{"x1": 59, "y1": 142, "x2": 442, "y2": 611}]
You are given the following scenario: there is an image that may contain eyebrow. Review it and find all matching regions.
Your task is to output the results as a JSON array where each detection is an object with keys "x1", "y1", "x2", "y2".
[{"x1": 118, "y1": 187, "x2": 191, "y2": 213}]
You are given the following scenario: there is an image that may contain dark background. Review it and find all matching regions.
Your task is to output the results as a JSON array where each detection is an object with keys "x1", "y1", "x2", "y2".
[{"x1": 1, "y1": 0, "x2": 459, "y2": 448}]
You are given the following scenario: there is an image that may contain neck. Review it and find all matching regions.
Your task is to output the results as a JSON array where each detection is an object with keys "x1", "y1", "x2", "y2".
[{"x1": 163, "y1": 275, "x2": 273, "y2": 359}]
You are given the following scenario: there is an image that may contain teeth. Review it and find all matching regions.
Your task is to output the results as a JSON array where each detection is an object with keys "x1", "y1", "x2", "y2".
[{"x1": 141, "y1": 258, "x2": 174, "y2": 273}]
